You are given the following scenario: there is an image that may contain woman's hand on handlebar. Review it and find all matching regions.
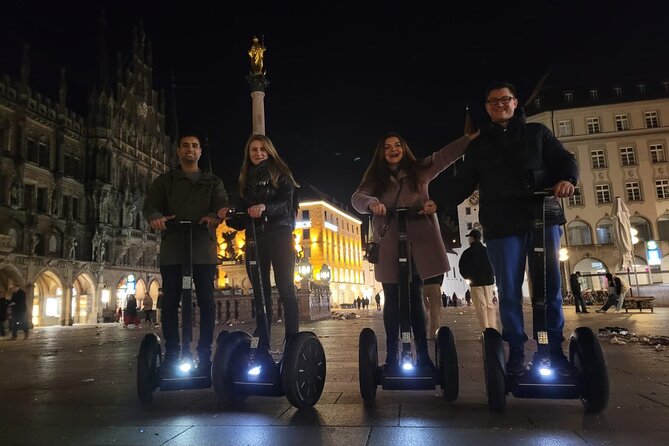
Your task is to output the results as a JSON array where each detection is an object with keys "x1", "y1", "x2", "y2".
[
  {"x1": 369, "y1": 202, "x2": 386, "y2": 216},
  {"x1": 216, "y1": 207, "x2": 230, "y2": 220},
  {"x1": 553, "y1": 180, "x2": 575, "y2": 198},
  {"x1": 421, "y1": 199, "x2": 437, "y2": 215},
  {"x1": 149, "y1": 215, "x2": 175, "y2": 231},
  {"x1": 247, "y1": 204, "x2": 266, "y2": 219}
]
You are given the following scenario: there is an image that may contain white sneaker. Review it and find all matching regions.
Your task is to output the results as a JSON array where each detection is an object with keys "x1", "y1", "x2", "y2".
[{"x1": 614, "y1": 309, "x2": 621, "y2": 313}]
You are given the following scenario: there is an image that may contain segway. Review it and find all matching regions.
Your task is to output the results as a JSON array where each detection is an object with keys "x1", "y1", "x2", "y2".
[
  {"x1": 359, "y1": 207, "x2": 459, "y2": 402},
  {"x1": 482, "y1": 190, "x2": 609, "y2": 412},
  {"x1": 212, "y1": 211, "x2": 326, "y2": 409},
  {"x1": 137, "y1": 220, "x2": 211, "y2": 406}
]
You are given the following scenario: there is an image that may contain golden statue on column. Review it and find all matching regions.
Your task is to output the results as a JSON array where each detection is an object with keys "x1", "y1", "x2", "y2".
[{"x1": 248, "y1": 36, "x2": 266, "y2": 75}]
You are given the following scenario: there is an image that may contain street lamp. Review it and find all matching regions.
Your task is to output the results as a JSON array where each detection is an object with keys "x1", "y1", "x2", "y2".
[
  {"x1": 297, "y1": 257, "x2": 312, "y2": 280},
  {"x1": 318, "y1": 264, "x2": 331, "y2": 283}
]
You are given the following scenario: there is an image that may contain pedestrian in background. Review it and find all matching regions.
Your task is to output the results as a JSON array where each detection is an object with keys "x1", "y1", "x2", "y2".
[
  {"x1": 459, "y1": 229, "x2": 499, "y2": 331},
  {"x1": 570, "y1": 271, "x2": 588, "y2": 313},
  {"x1": 9, "y1": 284, "x2": 29, "y2": 340}
]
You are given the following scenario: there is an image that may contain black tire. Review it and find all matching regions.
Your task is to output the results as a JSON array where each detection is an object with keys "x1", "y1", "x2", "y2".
[
  {"x1": 137, "y1": 334, "x2": 161, "y2": 406},
  {"x1": 482, "y1": 328, "x2": 506, "y2": 411},
  {"x1": 282, "y1": 331, "x2": 327, "y2": 409},
  {"x1": 569, "y1": 327, "x2": 610, "y2": 413},
  {"x1": 436, "y1": 326, "x2": 459, "y2": 401},
  {"x1": 358, "y1": 328, "x2": 378, "y2": 402},
  {"x1": 212, "y1": 331, "x2": 251, "y2": 405}
]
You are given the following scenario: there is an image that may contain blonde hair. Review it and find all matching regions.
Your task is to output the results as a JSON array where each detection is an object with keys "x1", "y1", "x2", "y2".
[{"x1": 239, "y1": 134, "x2": 298, "y2": 197}]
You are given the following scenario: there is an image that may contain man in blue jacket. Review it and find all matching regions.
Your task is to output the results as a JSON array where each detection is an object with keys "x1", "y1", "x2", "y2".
[{"x1": 441, "y1": 82, "x2": 578, "y2": 375}]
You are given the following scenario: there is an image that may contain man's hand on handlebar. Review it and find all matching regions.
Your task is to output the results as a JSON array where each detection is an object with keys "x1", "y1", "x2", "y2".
[
  {"x1": 553, "y1": 180, "x2": 575, "y2": 198},
  {"x1": 149, "y1": 215, "x2": 175, "y2": 231}
]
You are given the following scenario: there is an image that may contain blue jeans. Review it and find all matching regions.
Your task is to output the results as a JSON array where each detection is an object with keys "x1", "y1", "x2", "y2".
[{"x1": 486, "y1": 226, "x2": 565, "y2": 350}]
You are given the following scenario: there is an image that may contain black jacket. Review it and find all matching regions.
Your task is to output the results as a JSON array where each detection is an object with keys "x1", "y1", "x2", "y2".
[
  {"x1": 228, "y1": 161, "x2": 296, "y2": 232},
  {"x1": 458, "y1": 241, "x2": 495, "y2": 286},
  {"x1": 570, "y1": 274, "x2": 581, "y2": 295},
  {"x1": 442, "y1": 114, "x2": 578, "y2": 240}
]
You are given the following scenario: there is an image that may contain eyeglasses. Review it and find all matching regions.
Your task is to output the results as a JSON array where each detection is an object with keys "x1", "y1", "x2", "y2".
[{"x1": 485, "y1": 96, "x2": 515, "y2": 106}]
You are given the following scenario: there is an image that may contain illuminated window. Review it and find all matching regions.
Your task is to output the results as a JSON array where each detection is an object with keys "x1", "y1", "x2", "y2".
[
  {"x1": 650, "y1": 143, "x2": 666, "y2": 163},
  {"x1": 586, "y1": 117, "x2": 600, "y2": 134},
  {"x1": 590, "y1": 149, "x2": 606, "y2": 168},
  {"x1": 619, "y1": 146, "x2": 636, "y2": 166},
  {"x1": 567, "y1": 186, "x2": 583, "y2": 206},
  {"x1": 595, "y1": 184, "x2": 612, "y2": 204},
  {"x1": 625, "y1": 181, "x2": 642, "y2": 201},
  {"x1": 615, "y1": 114, "x2": 630, "y2": 131},
  {"x1": 558, "y1": 120, "x2": 573, "y2": 137},
  {"x1": 656, "y1": 179, "x2": 669, "y2": 199},
  {"x1": 645, "y1": 111, "x2": 659, "y2": 128}
]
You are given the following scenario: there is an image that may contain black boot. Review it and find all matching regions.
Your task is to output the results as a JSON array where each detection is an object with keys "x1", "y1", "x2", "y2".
[
  {"x1": 506, "y1": 346, "x2": 525, "y2": 375},
  {"x1": 415, "y1": 339, "x2": 435, "y2": 368},
  {"x1": 549, "y1": 344, "x2": 577, "y2": 376},
  {"x1": 385, "y1": 339, "x2": 398, "y2": 366}
]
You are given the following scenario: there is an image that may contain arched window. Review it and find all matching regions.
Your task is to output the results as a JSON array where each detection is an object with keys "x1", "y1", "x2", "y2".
[
  {"x1": 49, "y1": 235, "x2": 57, "y2": 253},
  {"x1": 596, "y1": 217, "x2": 614, "y2": 244},
  {"x1": 657, "y1": 213, "x2": 669, "y2": 241},
  {"x1": 567, "y1": 220, "x2": 592, "y2": 245},
  {"x1": 630, "y1": 215, "x2": 652, "y2": 241}
]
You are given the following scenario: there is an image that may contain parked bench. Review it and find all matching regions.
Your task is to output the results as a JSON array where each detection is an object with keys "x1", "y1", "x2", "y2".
[{"x1": 623, "y1": 296, "x2": 655, "y2": 313}]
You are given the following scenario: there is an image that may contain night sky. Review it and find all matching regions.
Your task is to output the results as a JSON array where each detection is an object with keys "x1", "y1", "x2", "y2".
[{"x1": 1, "y1": 0, "x2": 666, "y2": 207}]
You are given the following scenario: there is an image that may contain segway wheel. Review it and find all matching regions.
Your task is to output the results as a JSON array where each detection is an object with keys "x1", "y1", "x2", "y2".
[
  {"x1": 569, "y1": 327, "x2": 609, "y2": 413},
  {"x1": 482, "y1": 328, "x2": 506, "y2": 411},
  {"x1": 358, "y1": 328, "x2": 378, "y2": 402},
  {"x1": 137, "y1": 333, "x2": 161, "y2": 406},
  {"x1": 436, "y1": 326, "x2": 459, "y2": 401},
  {"x1": 212, "y1": 331, "x2": 252, "y2": 405},
  {"x1": 282, "y1": 331, "x2": 327, "y2": 409}
]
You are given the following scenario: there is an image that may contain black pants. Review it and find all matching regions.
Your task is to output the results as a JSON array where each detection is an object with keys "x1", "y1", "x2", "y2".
[
  {"x1": 599, "y1": 293, "x2": 619, "y2": 312},
  {"x1": 382, "y1": 276, "x2": 427, "y2": 355},
  {"x1": 160, "y1": 264, "x2": 216, "y2": 359},
  {"x1": 246, "y1": 227, "x2": 299, "y2": 341},
  {"x1": 574, "y1": 292, "x2": 587, "y2": 312}
]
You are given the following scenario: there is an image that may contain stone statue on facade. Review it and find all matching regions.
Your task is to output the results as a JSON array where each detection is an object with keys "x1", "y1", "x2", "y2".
[
  {"x1": 29, "y1": 233, "x2": 39, "y2": 255},
  {"x1": 68, "y1": 236, "x2": 77, "y2": 260},
  {"x1": 248, "y1": 36, "x2": 266, "y2": 75}
]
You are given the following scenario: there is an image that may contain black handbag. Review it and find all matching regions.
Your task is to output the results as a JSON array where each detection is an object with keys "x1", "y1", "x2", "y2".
[{"x1": 364, "y1": 241, "x2": 380, "y2": 264}]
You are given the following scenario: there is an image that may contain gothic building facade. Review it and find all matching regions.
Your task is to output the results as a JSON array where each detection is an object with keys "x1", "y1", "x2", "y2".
[{"x1": 0, "y1": 29, "x2": 172, "y2": 326}]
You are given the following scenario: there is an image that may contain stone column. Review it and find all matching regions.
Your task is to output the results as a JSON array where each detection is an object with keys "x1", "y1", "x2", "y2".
[{"x1": 246, "y1": 75, "x2": 270, "y2": 135}]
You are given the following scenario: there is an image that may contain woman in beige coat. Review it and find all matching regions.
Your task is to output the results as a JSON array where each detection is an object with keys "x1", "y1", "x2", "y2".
[{"x1": 352, "y1": 131, "x2": 476, "y2": 366}]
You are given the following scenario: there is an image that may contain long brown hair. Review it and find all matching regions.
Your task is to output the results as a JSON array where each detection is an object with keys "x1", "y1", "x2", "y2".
[
  {"x1": 357, "y1": 132, "x2": 423, "y2": 196},
  {"x1": 238, "y1": 134, "x2": 298, "y2": 197}
]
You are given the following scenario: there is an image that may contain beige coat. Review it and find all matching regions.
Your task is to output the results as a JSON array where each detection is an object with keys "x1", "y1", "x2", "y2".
[{"x1": 352, "y1": 135, "x2": 470, "y2": 283}]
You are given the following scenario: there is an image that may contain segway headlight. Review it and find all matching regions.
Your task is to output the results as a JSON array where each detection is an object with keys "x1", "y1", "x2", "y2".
[
  {"x1": 539, "y1": 366, "x2": 552, "y2": 377},
  {"x1": 401, "y1": 361, "x2": 414, "y2": 372},
  {"x1": 248, "y1": 365, "x2": 262, "y2": 376},
  {"x1": 179, "y1": 361, "x2": 193, "y2": 373}
]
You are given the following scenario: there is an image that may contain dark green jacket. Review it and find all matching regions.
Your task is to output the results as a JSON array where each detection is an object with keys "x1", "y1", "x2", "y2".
[{"x1": 143, "y1": 168, "x2": 228, "y2": 265}]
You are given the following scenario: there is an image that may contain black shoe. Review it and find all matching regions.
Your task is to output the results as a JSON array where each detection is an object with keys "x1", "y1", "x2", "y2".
[
  {"x1": 549, "y1": 349, "x2": 578, "y2": 376},
  {"x1": 506, "y1": 347, "x2": 525, "y2": 375},
  {"x1": 575, "y1": 310, "x2": 582, "y2": 313},
  {"x1": 582, "y1": 310, "x2": 589, "y2": 313},
  {"x1": 596, "y1": 309, "x2": 605, "y2": 313},
  {"x1": 417, "y1": 352, "x2": 435, "y2": 368}
]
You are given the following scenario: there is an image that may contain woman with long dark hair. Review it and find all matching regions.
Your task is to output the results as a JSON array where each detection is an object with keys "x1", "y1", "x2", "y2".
[
  {"x1": 222, "y1": 134, "x2": 300, "y2": 345},
  {"x1": 352, "y1": 131, "x2": 477, "y2": 366}
]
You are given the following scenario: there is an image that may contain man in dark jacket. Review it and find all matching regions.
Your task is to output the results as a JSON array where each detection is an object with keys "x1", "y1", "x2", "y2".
[
  {"x1": 441, "y1": 82, "x2": 578, "y2": 375},
  {"x1": 143, "y1": 134, "x2": 228, "y2": 370},
  {"x1": 9, "y1": 284, "x2": 29, "y2": 340},
  {"x1": 459, "y1": 229, "x2": 499, "y2": 331},
  {"x1": 570, "y1": 271, "x2": 588, "y2": 313}
]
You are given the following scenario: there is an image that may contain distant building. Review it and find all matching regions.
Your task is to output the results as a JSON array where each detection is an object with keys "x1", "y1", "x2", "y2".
[
  {"x1": 526, "y1": 71, "x2": 669, "y2": 289},
  {"x1": 0, "y1": 27, "x2": 172, "y2": 326}
]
